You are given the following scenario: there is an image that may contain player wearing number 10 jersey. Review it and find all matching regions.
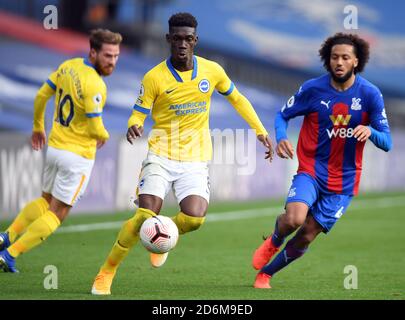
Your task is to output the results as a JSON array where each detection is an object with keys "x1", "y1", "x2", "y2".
[{"x1": 0, "y1": 29, "x2": 122, "y2": 273}]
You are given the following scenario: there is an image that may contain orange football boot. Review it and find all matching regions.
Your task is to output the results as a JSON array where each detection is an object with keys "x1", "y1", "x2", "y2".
[
  {"x1": 252, "y1": 235, "x2": 280, "y2": 270},
  {"x1": 91, "y1": 270, "x2": 116, "y2": 295},
  {"x1": 253, "y1": 272, "x2": 272, "y2": 289},
  {"x1": 150, "y1": 252, "x2": 169, "y2": 268}
]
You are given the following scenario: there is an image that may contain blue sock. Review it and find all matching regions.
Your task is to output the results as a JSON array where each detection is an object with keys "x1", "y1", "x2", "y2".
[
  {"x1": 261, "y1": 239, "x2": 307, "y2": 276},
  {"x1": 271, "y1": 219, "x2": 284, "y2": 247}
]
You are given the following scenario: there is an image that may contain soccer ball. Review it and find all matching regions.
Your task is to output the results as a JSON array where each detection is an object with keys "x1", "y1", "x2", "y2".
[{"x1": 140, "y1": 216, "x2": 179, "y2": 254}]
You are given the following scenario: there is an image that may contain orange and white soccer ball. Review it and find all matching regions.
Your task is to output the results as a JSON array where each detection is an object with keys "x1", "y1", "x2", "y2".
[{"x1": 140, "y1": 216, "x2": 179, "y2": 254}]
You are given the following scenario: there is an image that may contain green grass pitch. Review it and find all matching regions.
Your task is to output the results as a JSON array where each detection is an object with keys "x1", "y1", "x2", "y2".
[{"x1": 0, "y1": 191, "x2": 404, "y2": 300}]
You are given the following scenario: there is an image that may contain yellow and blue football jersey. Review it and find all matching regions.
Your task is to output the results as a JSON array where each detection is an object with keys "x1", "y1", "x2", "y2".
[
  {"x1": 34, "y1": 58, "x2": 109, "y2": 159},
  {"x1": 128, "y1": 55, "x2": 267, "y2": 161}
]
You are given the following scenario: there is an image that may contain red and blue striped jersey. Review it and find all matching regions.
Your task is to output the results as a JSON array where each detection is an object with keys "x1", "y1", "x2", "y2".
[{"x1": 280, "y1": 74, "x2": 390, "y2": 195}]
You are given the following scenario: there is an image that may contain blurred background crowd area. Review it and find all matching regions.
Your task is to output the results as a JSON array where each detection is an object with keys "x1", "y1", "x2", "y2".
[{"x1": 1, "y1": 0, "x2": 404, "y2": 133}]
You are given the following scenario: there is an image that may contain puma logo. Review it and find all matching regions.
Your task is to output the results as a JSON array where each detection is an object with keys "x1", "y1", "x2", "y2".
[
  {"x1": 321, "y1": 100, "x2": 331, "y2": 109},
  {"x1": 334, "y1": 206, "x2": 345, "y2": 218}
]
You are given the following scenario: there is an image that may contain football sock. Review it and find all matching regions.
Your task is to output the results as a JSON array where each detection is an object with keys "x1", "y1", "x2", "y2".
[
  {"x1": 6, "y1": 197, "x2": 49, "y2": 243},
  {"x1": 261, "y1": 238, "x2": 307, "y2": 276},
  {"x1": 100, "y1": 207, "x2": 156, "y2": 273},
  {"x1": 171, "y1": 211, "x2": 205, "y2": 235},
  {"x1": 7, "y1": 210, "x2": 60, "y2": 258},
  {"x1": 271, "y1": 219, "x2": 285, "y2": 247}
]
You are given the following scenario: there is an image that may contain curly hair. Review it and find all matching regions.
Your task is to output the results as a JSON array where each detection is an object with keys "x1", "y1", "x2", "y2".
[
  {"x1": 319, "y1": 32, "x2": 370, "y2": 73},
  {"x1": 168, "y1": 12, "x2": 198, "y2": 29}
]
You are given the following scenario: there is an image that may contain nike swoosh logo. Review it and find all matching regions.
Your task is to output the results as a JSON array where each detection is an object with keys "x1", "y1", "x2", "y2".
[{"x1": 165, "y1": 88, "x2": 177, "y2": 94}]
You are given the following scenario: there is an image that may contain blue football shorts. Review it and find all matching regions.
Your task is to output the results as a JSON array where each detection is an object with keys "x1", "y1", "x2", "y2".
[{"x1": 285, "y1": 173, "x2": 353, "y2": 233}]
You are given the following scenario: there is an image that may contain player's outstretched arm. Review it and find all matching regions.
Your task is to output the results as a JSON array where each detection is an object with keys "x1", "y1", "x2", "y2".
[
  {"x1": 257, "y1": 134, "x2": 274, "y2": 162},
  {"x1": 31, "y1": 131, "x2": 46, "y2": 151},
  {"x1": 359, "y1": 91, "x2": 393, "y2": 152},
  {"x1": 126, "y1": 108, "x2": 148, "y2": 144},
  {"x1": 276, "y1": 139, "x2": 294, "y2": 159},
  {"x1": 31, "y1": 80, "x2": 56, "y2": 150},
  {"x1": 353, "y1": 125, "x2": 392, "y2": 152},
  {"x1": 353, "y1": 92, "x2": 392, "y2": 152},
  {"x1": 274, "y1": 111, "x2": 294, "y2": 159},
  {"x1": 225, "y1": 89, "x2": 274, "y2": 162},
  {"x1": 126, "y1": 125, "x2": 144, "y2": 144},
  {"x1": 87, "y1": 117, "x2": 110, "y2": 142},
  {"x1": 352, "y1": 125, "x2": 371, "y2": 142}
]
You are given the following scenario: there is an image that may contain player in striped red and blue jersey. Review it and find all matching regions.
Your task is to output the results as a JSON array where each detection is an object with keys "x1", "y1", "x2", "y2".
[{"x1": 252, "y1": 33, "x2": 392, "y2": 288}]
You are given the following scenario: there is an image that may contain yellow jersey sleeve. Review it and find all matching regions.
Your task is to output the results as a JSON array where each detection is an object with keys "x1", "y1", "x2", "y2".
[
  {"x1": 226, "y1": 87, "x2": 268, "y2": 136},
  {"x1": 32, "y1": 67, "x2": 62, "y2": 132},
  {"x1": 84, "y1": 79, "x2": 109, "y2": 141},
  {"x1": 33, "y1": 79, "x2": 56, "y2": 132},
  {"x1": 214, "y1": 63, "x2": 234, "y2": 95},
  {"x1": 213, "y1": 62, "x2": 268, "y2": 136},
  {"x1": 46, "y1": 69, "x2": 58, "y2": 91},
  {"x1": 128, "y1": 71, "x2": 158, "y2": 128}
]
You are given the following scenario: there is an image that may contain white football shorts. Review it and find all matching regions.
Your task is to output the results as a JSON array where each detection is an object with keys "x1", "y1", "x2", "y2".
[
  {"x1": 137, "y1": 152, "x2": 210, "y2": 203},
  {"x1": 42, "y1": 146, "x2": 94, "y2": 206}
]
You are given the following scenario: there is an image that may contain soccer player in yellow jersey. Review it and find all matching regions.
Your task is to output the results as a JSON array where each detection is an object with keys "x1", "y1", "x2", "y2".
[
  {"x1": 91, "y1": 13, "x2": 274, "y2": 295},
  {"x1": 0, "y1": 29, "x2": 122, "y2": 273}
]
